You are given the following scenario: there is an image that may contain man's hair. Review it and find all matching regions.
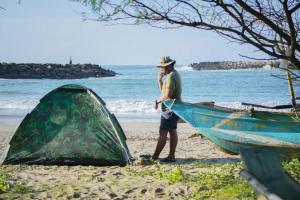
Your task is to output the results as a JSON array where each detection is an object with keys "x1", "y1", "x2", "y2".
[{"x1": 167, "y1": 63, "x2": 175, "y2": 70}]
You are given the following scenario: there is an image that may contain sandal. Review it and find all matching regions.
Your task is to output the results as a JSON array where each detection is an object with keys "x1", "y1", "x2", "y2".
[
  {"x1": 151, "y1": 155, "x2": 159, "y2": 161},
  {"x1": 139, "y1": 152, "x2": 152, "y2": 159}
]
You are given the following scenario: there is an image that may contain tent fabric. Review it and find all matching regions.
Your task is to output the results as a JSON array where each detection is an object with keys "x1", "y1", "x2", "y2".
[{"x1": 3, "y1": 84, "x2": 132, "y2": 166}]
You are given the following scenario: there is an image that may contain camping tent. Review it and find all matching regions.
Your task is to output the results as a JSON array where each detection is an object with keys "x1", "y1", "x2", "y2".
[{"x1": 3, "y1": 84, "x2": 132, "y2": 166}]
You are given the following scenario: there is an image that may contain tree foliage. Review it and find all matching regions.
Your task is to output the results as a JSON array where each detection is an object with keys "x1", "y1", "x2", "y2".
[{"x1": 73, "y1": 0, "x2": 300, "y2": 69}]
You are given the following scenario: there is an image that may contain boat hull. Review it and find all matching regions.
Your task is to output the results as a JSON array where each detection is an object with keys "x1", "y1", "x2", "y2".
[{"x1": 163, "y1": 101, "x2": 300, "y2": 158}]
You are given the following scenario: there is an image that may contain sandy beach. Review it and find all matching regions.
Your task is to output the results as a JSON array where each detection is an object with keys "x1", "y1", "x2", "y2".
[{"x1": 0, "y1": 121, "x2": 244, "y2": 199}]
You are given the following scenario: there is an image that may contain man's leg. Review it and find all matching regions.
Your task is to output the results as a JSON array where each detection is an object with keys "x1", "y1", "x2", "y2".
[
  {"x1": 152, "y1": 130, "x2": 168, "y2": 159},
  {"x1": 168, "y1": 129, "x2": 178, "y2": 159}
]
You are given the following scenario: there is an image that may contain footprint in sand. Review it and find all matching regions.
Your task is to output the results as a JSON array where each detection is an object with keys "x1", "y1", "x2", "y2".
[
  {"x1": 155, "y1": 187, "x2": 164, "y2": 194},
  {"x1": 140, "y1": 188, "x2": 147, "y2": 194},
  {"x1": 72, "y1": 191, "x2": 81, "y2": 198},
  {"x1": 124, "y1": 187, "x2": 138, "y2": 194},
  {"x1": 112, "y1": 172, "x2": 122, "y2": 178},
  {"x1": 113, "y1": 172, "x2": 122, "y2": 176},
  {"x1": 109, "y1": 192, "x2": 118, "y2": 198}
]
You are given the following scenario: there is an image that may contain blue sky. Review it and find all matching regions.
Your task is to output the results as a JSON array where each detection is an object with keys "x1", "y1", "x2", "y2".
[{"x1": 0, "y1": 0, "x2": 265, "y2": 65}]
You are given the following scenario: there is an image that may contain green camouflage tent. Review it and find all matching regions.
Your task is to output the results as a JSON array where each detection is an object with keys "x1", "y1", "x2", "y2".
[{"x1": 3, "y1": 84, "x2": 132, "y2": 166}]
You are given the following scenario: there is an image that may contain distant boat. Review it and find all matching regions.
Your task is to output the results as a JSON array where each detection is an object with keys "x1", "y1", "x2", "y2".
[{"x1": 163, "y1": 100, "x2": 300, "y2": 158}]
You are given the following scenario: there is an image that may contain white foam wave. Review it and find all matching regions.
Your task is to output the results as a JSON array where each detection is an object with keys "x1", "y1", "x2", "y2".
[
  {"x1": 0, "y1": 99, "x2": 158, "y2": 114},
  {"x1": 0, "y1": 99, "x2": 290, "y2": 115},
  {"x1": 0, "y1": 100, "x2": 37, "y2": 110},
  {"x1": 106, "y1": 100, "x2": 159, "y2": 114},
  {"x1": 100, "y1": 74, "x2": 129, "y2": 79},
  {"x1": 176, "y1": 65, "x2": 194, "y2": 72},
  {"x1": 262, "y1": 65, "x2": 273, "y2": 70}
]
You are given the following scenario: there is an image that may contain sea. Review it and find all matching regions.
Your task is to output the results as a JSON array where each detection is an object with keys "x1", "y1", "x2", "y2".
[{"x1": 0, "y1": 65, "x2": 295, "y2": 124}]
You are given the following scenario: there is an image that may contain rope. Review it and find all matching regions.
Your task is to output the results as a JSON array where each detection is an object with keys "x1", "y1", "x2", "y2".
[{"x1": 169, "y1": 99, "x2": 176, "y2": 110}]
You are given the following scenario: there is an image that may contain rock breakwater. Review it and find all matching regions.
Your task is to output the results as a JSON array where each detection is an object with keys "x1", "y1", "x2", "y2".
[
  {"x1": 190, "y1": 61, "x2": 267, "y2": 70},
  {"x1": 0, "y1": 63, "x2": 117, "y2": 79}
]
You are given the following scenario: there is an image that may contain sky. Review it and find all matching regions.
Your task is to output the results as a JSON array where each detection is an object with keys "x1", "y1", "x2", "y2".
[{"x1": 0, "y1": 0, "x2": 266, "y2": 65}]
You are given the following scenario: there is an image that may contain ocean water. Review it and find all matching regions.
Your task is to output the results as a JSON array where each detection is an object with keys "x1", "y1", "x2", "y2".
[{"x1": 0, "y1": 65, "x2": 295, "y2": 124}]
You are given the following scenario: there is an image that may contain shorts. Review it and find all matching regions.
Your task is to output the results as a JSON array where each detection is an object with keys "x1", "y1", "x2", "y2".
[{"x1": 159, "y1": 111, "x2": 178, "y2": 131}]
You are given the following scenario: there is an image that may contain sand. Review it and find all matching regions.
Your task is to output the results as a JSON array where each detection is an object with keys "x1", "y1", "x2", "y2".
[{"x1": 0, "y1": 121, "x2": 240, "y2": 199}]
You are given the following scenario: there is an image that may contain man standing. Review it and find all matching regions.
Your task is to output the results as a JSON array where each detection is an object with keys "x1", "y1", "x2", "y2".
[{"x1": 152, "y1": 56, "x2": 182, "y2": 162}]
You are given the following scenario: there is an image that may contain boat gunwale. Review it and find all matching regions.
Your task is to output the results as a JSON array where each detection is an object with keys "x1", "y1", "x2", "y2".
[{"x1": 184, "y1": 101, "x2": 299, "y2": 115}]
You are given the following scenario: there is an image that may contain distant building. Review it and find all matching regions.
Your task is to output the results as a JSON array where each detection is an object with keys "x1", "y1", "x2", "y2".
[{"x1": 69, "y1": 57, "x2": 72, "y2": 65}]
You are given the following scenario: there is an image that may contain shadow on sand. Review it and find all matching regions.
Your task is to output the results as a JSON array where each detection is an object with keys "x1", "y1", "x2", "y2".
[{"x1": 161, "y1": 157, "x2": 241, "y2": 165}]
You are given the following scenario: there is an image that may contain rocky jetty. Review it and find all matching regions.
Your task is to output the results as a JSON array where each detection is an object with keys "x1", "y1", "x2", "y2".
[
  {"x1": 189, "y1": 61, "x2": 268, "y2": 70},
  {"x1": 0, "y1": 63, "x2": 117, "y2": 79}
]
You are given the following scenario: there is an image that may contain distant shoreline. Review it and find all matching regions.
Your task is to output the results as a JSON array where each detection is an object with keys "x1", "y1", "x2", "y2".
[
  {"x1": 189, "y1": 61, "x2": 274, "y2": 70},
  {"x1": 0, "y1": 62, "x2": 117, "y2": 79}
]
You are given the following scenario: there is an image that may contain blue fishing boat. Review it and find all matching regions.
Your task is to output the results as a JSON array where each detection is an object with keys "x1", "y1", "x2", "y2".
[
  {"x1": 163, "y1": 100, "x2": 300, "y2": 199},
  {"x1": 163, "y1": 100, "x2": 300, "y2": 158}
]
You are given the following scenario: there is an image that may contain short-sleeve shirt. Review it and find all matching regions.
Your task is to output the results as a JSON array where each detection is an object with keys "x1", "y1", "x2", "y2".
[{"x1": 162, "y1": 70, "x2": 182, "y2": 101}]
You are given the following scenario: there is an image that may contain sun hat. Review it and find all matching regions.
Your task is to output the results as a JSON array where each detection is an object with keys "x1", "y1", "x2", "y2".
[{"x1": 157, "y1": 56, "x2": 176, "y2": 68}]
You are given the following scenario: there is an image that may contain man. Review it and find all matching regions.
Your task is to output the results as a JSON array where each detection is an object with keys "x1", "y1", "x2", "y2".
[{"x1": 152, "y1": 56, "x2": 182, "y2": 162}]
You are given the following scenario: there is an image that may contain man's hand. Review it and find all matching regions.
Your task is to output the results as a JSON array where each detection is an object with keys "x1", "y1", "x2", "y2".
[{"x1": 158, "y1": 69, "x2": 165, "y2": 81}]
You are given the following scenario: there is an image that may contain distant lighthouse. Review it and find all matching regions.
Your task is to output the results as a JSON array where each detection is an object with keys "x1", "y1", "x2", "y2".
[{"x1": 69, "y1": 56, "x2": 72, "y2": 65}]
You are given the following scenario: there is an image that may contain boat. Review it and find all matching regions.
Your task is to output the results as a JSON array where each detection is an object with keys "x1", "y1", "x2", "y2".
[
  {"x1": 163, "y1": 100, "x2": 300, "y2": 199},
  {"x1": 163, "y1": 100, "x2": 300, "y2": 158}
]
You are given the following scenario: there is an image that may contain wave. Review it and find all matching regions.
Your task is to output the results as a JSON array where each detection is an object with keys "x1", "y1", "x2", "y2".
[
  {"x1": 0, "y1": 99, "x2": 159, "y2": 114},
  {"x1": 0, "y1": 100, "x2": 38, "y2": 110},
  {"x1": 262, "y1": 65, "x2": 273, "y2": 70},
  {"x1": 0, "y1": 99, "x2": 291, "y2": 115},
  {"x1": 176, "y1": 65, "x2": 195, "y2": 72},
  {"x1": 106, "y1": 100, "x2": 159, "y2": 114},
  {"x1": 95, "y1": 74, "x2": 129, "y2": 80}
]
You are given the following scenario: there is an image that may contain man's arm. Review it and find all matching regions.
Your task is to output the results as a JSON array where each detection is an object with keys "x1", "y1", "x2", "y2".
[
  {"x1": 155, "y1": 88, "x2": 173, "y2": 110},
  {"x1": 157, "y1": 88, "x2": 173, "y2": 103},
  {"x1": 157, "y1": 70, "x2": 164, "y2": 91},
  {"x1": 155, "y1": 74, "x2": 174, "y2": 109},
  {"x1": 160, "y1": 73, "x2": 174, "y2": 100}
]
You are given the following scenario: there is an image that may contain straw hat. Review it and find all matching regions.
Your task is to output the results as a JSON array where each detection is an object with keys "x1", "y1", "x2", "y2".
[{"x1": 157, "y1": 56, "x2": 176, "y2": 68}]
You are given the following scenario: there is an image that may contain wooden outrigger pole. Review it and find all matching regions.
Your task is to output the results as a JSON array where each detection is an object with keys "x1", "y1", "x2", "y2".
[
  {"x1": 281, "y1": 44, "x2": 298, "y2": 110},
  {"x1": 286, "y1": 68, "x2": 297, "y2": 109}
]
